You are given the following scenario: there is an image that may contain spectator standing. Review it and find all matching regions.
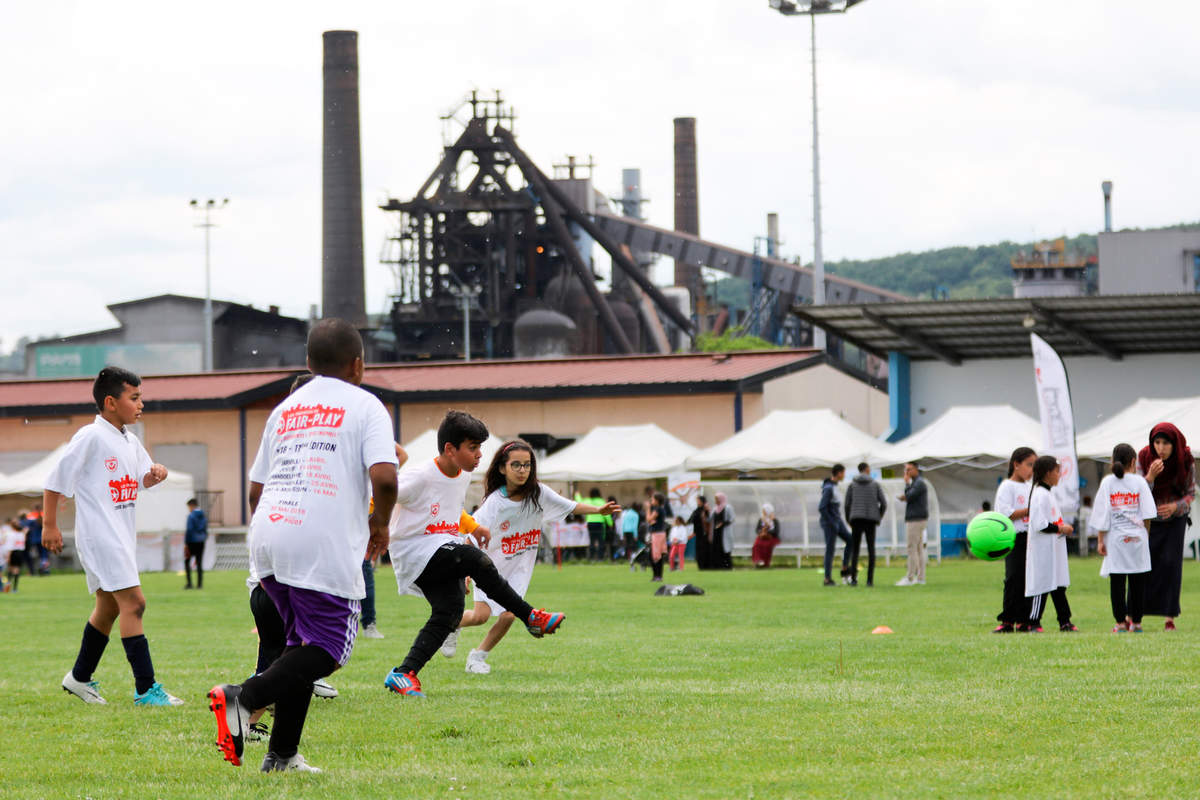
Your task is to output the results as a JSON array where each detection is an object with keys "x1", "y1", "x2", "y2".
[
  {"x1": 667, "y1": 516, "x2": 690, "y2": 571},
  {"x1": 711, "y1": 493, "x2": 735, "y2": 570},
  {"x1": 895, "y1": 463, "x2": 929, "y2": 586},
  {"x1": 24, "y1": 505, "x2": 46, "y2": 575},
  {"x1": 843, "y1": 463, "x2": 887, "y2": 587},
  {"x1": 647, "y1": 492, "x2": 670, "y2": 582},
  {"x1": 619, "y1": 504, "x2": 639, "y2": 561},
  {"x1": 1138, "y1": 422, "x2": 1195, "y2": 632},
  {"x1": 184, "y1": 498, "x2": 208, "y2": 590},
  {"x1": 689, "y1": 495, "x2": 712, "y2": 569},
  {"x1": 751, "y1": 503, "x2": 781, "y2": 568},
  {"x1": 583, "y1": 487, "x2": 608, "y2": 562},
  {"x1": 819, "y1": 465, "x2": 852, "y2": 586}
]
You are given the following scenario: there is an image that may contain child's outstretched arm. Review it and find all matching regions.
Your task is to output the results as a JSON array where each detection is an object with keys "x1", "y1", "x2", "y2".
[
  {"x1": 575, "y1": 500, "x2": 620, "y2": 517},
  {"x1": 42, "y1": 490, "x2": 64, "y2": 554},
  {"x1": 143, "y1": 463, "x2": 168, "y2": 489}
]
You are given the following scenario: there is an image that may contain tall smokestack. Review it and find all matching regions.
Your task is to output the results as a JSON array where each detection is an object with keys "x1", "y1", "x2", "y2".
[
  {"x1": 322, "y1": 30, "x2": 367, "y2": 327},
  {"x1": 1101, "y1": 180, "x2": 1113, "y2": 233},
  {"x1": 673, "y1": 117, "x2": 701, "y2": 313},
  {"x1": 766, "y1": 213, "x2": 780, "y2": 258}
]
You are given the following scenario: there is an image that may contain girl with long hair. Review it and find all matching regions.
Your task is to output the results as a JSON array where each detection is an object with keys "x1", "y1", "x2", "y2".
[
  {"x1": 455, "y1": 440, "x2": 618, "y2": 675},
  {"x1": 1138, "y1": 422, "x2": 1195, "y2": 631},
  {"x1": 992, "y1": 447, "x2": 1036, "y2": 632},
  {"x1": 1024, "y1": 455, "x2": 1076, "y2": 632},
  {"x1": 1091, "y1": 443, "x2": 1156, "y2": 632}
]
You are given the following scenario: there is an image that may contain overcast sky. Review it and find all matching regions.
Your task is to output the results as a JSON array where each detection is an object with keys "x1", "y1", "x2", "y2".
[{"x1": 3, "y1": 0, "x2": 1198, "y2": 350}]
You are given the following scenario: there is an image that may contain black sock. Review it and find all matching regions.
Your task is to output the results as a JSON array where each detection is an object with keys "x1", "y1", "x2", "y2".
[
  {"x1": 11, "y1": 572, "x2": 18, "y2": 591},
  {"x1": 72, "y1": 622, "x2": 109, "y2": 683},
  {"x1": 121, "y1": 634, "x2": 156, "y2": 695}
]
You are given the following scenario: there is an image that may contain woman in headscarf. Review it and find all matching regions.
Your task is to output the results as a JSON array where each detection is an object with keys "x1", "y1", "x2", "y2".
[
  {"x1": 1138, "y1": 422, "x2": 1195, "y2": 631},
  {"x1": 751, "y1": 503, "x2": 781, "y2": 568},
  {"x1": 711, "y1": 493, "x2": 734, "y2": 570}
]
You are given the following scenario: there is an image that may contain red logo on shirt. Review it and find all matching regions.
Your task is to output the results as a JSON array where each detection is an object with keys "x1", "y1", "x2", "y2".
[
  {"x1": 268, "y1": 513, "x2": 285, "y2": 523},
  {"x1": 108, "y1": 475, "x2": 139, "y2": 504},
  {"x1": 431, "y1": 503, "x2": 440, "y2": 517},
  {"x1": 104, "y1": 457, "x2": 118, "y2": 472},
  {"x1": 501, "y1": 529, "x2": 541, "y2": 555},
  {"x1": 424, "y1": 520, "x2": 459, "y2": 536},
  {"x1": 276, "y1": 404, "x2": 346, "y2": 435},
  {"x1": 500, "y1": 520, "x2": 510, "y2": 532},
  {"x1": 1110, "y1": 492, "x2": 1139, "y2": 507}
]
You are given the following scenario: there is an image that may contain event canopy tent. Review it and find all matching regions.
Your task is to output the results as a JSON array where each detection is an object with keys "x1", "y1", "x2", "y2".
[
  {"x1": 1075, "y1": 397, "x2": 1199, "y2": 460},
  {"x1": 683, "y1": 409, "x2": 898, "y2": 474},
  {"x1": 884, "y1": 405, "x2": 1043, "y2": 469},
  {"x1": 400, "y1": 429, "x2": 505, "y2": 480},
  {"x1": 537, "y1": 424, "x2": 697, "y2": 482}
]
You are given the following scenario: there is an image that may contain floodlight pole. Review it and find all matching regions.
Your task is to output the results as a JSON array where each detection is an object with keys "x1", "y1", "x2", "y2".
[
  {"x1": 190, "y1": 198, "x2": 228, "y2": 371},
  {"x1": 808, "y1": 12, "x2": 826, "y2": 351},
  {"x1": 770, "y1": 1, "x2": 864, "y2": 350}
]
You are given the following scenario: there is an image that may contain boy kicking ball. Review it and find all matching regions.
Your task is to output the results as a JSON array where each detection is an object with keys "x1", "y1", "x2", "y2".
[
  {"x1": 43, "y1": 366, "x2": 182, "y2": 707},
  {"x1": 207, "y1": 319, "x2": 399, "y2": 773},
  {"x1": 384, "y1": 410, "x2": 565, "y2": 698}
]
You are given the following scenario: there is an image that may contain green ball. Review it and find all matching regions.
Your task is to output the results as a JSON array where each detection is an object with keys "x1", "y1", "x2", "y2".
[{"x1": 967, "y1": 511, "x2": 1017, "y2": 560}]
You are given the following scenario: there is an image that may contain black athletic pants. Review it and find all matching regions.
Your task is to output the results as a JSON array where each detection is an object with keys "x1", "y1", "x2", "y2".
[
  {"x1": 250, "y1": 584, "x2": 286, "y2": 675},
  {"x1": 400, "y1": 543, "x2": 535, "y2": 675},
  {"x1": 822, "y1": 523, "x2": 852, "y2": 581},
  {"x1": 587, "y1": 522, "x2": 605, "y2": 561},
  {"x1": 184, "y1": 540, "x2": 205, "y2": 587},
  {"x1": 998, "y1": 532, "x2": 1030, "y2": 624},
  {"x1": 848, "y1": 520, "x2": 877, "y2": 585},
  {"x1": 239, "y1": 644, "x2": 336, "y2": 761},
  {"x1": 1110, "y1": 572, "x2": 1148, "y2": 625},
  {"x1": 1028, "y1": 587, "x2": 1072, "y2": 627}
]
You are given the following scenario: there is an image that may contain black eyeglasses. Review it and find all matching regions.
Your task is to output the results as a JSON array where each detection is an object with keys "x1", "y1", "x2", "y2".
[{"x1": 508, "y1": 461, "x2": 532, "y2": 470}]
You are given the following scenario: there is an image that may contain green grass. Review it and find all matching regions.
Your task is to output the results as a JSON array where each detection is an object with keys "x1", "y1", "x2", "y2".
[{"x1": 3, "y1": 559, "x2": 1200, "y2": 799}]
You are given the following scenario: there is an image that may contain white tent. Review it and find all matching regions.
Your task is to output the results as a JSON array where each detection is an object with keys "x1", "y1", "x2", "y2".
[
  {"x1": 538, "y1": 423, "x2": 698, "y2": 482},
  {"x1": 683, "y1": 409, "x2": 899, "y2": 473},
  {"x1": 0, "y1": 443, "x2": 71, "y2": 495},
  {"x1": 884, "y1": 405, "x2": 1043, "y2": 469},
  {"x1": 1075, "y1": 397, "x2": 1198, "y2": 460},
  {"x1": 399, "y1": 429, "x2": 505, "y2": 481}
]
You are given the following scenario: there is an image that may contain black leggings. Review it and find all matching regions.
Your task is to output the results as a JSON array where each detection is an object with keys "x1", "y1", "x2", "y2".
[
  {"x1": 1110, "y1": 572, "x2": 1148, "y2": 624},
  {"x1": 1028, "y1": 587, "x2": 1072, "y2": 626},
  {"x1": 185, "y1": 540, "x2": 205, "y2": 587},
  {"x1": 250, "y1": 584, "x2": 286, "y2": 675},
  {"x1": 998, "y1": 532, "x2": 1030, "y2": 624},
  {"x1": 848, "y1": 520, "x2": 877, "y2": 585},
  {"x1": 400, "y1": 544, "x2": 535, "y2": 675}
]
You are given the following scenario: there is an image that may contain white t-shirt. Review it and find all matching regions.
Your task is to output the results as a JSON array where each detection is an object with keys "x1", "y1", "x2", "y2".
[
  {"x1": 471, "y1": 482, "x2": 576, "y2": 614},
  {"x1": 1090, "y1": 472, "x2": 1156, "y2": 576},
  {"x1": 1025, "y1": 484, "x2": 1070, "y2": 596},
  {"x1": 993, "y1": 479, "x2": 1031, "y2": 533},
  {"x1": 3, "y1": 524, "x2": 25, "y2": 555},
  {"x1": 668, "y1": 524, "x2": 690, "y2": 546},
  {"x1": 45, "y1": 415, "x2": 153, "y2": 592},
  {"x1": 388, "y1": 457, "x2": 473, "y2": 597},
  {"x1": 248, "y1": 376, "x2": 397, "y2": 599}
]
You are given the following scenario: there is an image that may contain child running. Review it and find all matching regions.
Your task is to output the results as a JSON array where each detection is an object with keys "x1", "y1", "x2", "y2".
[
  {"x1": 384, "y1": 413, "x2": 567, "y2": 697},
  {"x1": 207, "y1": 319, "x2": 400, "y2": 773},
  {"x1": 4, "y1": 517, "x2": 26, "y2": 592},
  {"x1": 455, "y1": 440, "x2": 617, "y2": 675},
  {"x1": 1025, "y1": 455, "x2": 1076, "y2": 632},
  {"x1": 43, "y1": 366, "x2": 182, "y2": 706},
  {"x1": 1092, "y1": 443, "x2": 1157, "y2": 633}
]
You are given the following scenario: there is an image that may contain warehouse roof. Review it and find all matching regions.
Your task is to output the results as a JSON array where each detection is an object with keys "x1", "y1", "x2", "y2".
[
  {"x1": 0, "y1": 349, "x2": 861, "y2": 417},
  {"x1": 791, "y1": 294, "x2": 1200, "y2": 364}
]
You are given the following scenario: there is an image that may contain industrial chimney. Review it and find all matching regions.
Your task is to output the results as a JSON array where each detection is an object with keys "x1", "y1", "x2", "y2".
[
  {"x1": 322, "y1": 30, "x2": 367, "y2": 327},
  {"x1": 1101, "y1": 180, "x2": 1113, "y2": 233},
  {"x1": 673, "y1": 117, "x2": 701, "y2": 315}
]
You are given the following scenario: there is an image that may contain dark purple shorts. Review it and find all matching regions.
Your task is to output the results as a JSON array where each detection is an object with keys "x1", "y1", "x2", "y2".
[{"x1": 259, "y1": 575, "x2": 361, "y2": 666}]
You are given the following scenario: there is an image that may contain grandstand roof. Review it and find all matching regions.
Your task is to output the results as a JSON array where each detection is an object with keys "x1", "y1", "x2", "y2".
[{"x1": 791, "y1": 294, "x2": 1200, "y2": 364}]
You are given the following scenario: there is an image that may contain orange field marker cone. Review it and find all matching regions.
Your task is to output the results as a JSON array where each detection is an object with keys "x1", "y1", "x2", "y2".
[{"x1": 871, "y1": 625, "x2": 894, "y2": 634}]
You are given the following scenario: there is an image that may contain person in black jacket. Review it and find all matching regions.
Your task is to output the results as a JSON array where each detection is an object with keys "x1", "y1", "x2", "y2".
[
  {"x1": 843, "y1": 463, "x2": 887, "y2": 587},
  {"x1": 819, "y1": 465, "x2": 852, "y2": 586}
]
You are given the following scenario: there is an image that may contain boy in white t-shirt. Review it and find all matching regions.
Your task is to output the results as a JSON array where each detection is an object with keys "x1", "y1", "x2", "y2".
[
  {"x1": 207, "y1": 319, "x2": 399, "y2": 774},
  {"x1": 42, "y1": 367, "x2": 180, "y2": 707},
  {"x1": 383, "y1": 411, "x2": 566, "y2": 698}
]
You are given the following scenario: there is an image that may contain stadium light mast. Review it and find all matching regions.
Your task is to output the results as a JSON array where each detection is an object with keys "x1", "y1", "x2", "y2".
[
  {"x1": 189, "y1": 198, "x2": 229, "y2": 372},
  {"x1": 768, "y1": 0, "x2": 866, "y2": 351}
]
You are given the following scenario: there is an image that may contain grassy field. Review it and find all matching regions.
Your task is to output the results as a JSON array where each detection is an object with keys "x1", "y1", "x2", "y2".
[{"x1": 2, "y1": 557, "x2": 1200, "y2": 799}]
